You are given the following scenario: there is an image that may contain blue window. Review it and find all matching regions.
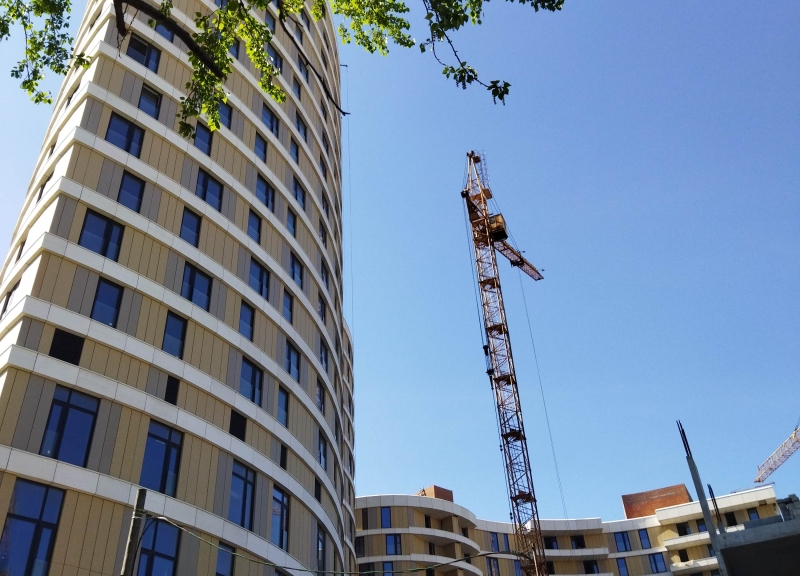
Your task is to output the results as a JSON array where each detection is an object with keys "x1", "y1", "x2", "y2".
[
  {"x1": 514, "y1": 561, "x2": 521, "y2": 576},
  {"x1": 0, "y1": 480, "x2": 64, "y2": 576},
  {"x1": 240, "y1": 357, "x2": 262, "y2": 404},
  {"x1": 490, "y1": 533, "x2": 499, "y2": 552},
  {"x1": 195, "y1": 123, "x2": 213, "y2": 155},
  {"x1": 571, "y1": 535, "x2": 586, "y2": 549},
  {"x1": 162, "y1": 312, "x2": 187, "y2": 359},
  {"x1": 543, "y1": 536, "x2": 558, "y2": 550},
  {"x1": 289, "y1": 253, "x2": 303, "y2": 288},
  {"x1": 180, "y1": 208, "x2": 201, "y2": 246},
  {"x1": 240, "y1": 302, "x2": 255, "y2": 341},
  {"x1": 583, "y1": 560, "x2": 599, "y2": 574},
  {"x1": 248, "y1": 210, "x2": 261, "y2": 243},
  {"x1": 255, "y1": 132, "x2": 267, "y2": 162},
  {"x1": 277, "y1": 386, "x2": 289, "y2": 426},
  {"x1": 315, "y1": 381, "x2": 326, "y2": 417},
  {"x1": 215, "y1": 544, "x2": 235, "y2": 576},
  {"x1": 386, "y1": 534, "x2": 403, "y2": 556},
  {"x1": 292, "y1": 78, "x2": 301, "y2": 99},
  {"x1": 648, "y1": 553, "x2": 667, "y2": 573},
  {"x1": 262, "y1": 104, "x2": 279, "y2": 137},
  {"x1": 91, "y1": 278, "x2": 124, "y2": 327},
  {"x1": 256, "y1": 175, "x2": 274, "y2": 211},
  {"x1": 271, "y1": 486, "x2": 289, "y2": 550},
  {"x1": 638, "y1": 528, "x2": 651, "y2": 549},
  {"x1": 118, "y1": 171, "x2": 145, "y2": 212},
  {"x1": 708, "y1": 544, "x2": 715, "y2": 557},
  {"x1": 79, "y1": 210, "x2": 124, "y2": 260},
  {"x1": 137, "y1": 519, "x2": 180, "y2": 576},
  {"x1": 319, "y1": 220, "x2": 327, "y2": 247},
  {"x1": 298, "y1": 57, "x2": 309, "y2": 81},
  {"x1": 248, "y1": 260, "x2": 269, "y2": 299},
  {"x1": 503, "y1": 533, "x2": 510, "y2": 552},
  {"x1": 181, "y1": 263, "x2": 212, "y2": 311},
  {"x1": 267, "y1": 45, "x2": 282, "y2": 72},
  {"x1": 283, "y1": 291, "x2": 293, "y2": 323},
  {"x1": 697, "y1": 518, "x2": 707, "y2": 533},
  {"x1": 300, "y1": 11, "x2": 310, "y2": 28},
  {"x1": 139, "y1": 421, "x2": 182, "y2": 496},
  {"x1": 318, "y1": 435, "x2": 327, "y2": 469},
  {"x1": 229, "y1": 39, "x2": 239, "y2": 58},
  {"x1": 321, "y1": 265, "x2": 329, "y2": 290},
  {"x1": 747, "y1": 507, "x2": 759, "y2": 521},
  {"x1": 126, "y1": 35, "x2": 160, "y2": 72},
  {"x1": 196, "y1": 169, "x2": 223, "y2": 211},
  {"x1": 295, "y1": 113, "x2": 307, "y2": 142},
  {"x1": 285, "y1": 342, "x2": 299, "y2": 381},
  {"x1": 615, "y1": 531, "x2": 631, "y2": 552},
  {"x1": 319, "y1": 342, "x2": 328, "y2": 372},
  {"x1": 290, "y1": 139, "x2": 299, "y2": 162},
  {"x1": 292, "y1": 178, "x2": 306, "y2": 208},
  {"x1": 381, "y1": 507, "x2": 391, "y2": 529},
  {"x1": 616, "y1": 558, "x2": 629, "y2": 576},
  {"x1": 265, "y1": 11, "x2": 275, "y2": 32},
  {"x1": 106, "y1": 113, "x2": 144, "y2": 157},
  {"x1": 219, "y1": 102, "x2": 232, "y2": 128},
  {"x1": 382, "y1": 562, "x2": 393, "y2": 576},
  {"x1": 486, "y1": 558, "x2": 499, "y2": 576},
  {"x1": 294, "y1": 22, "x2": 303, "y2": 45},
  {"x1": 138, "y1": 85, "x2": 161, "y2": 118},
  {"x1": 287, "y1": 209, "x2": 297, "y2": 236},
  {"x1": 40, "y1": 385, "x2": 99, "y2": 467},
  {"x1": 316, "y1": 526, "x2": 326, "y2": 576},
  {"x1": 155, "y1": 23, "x2": 174, "y2": 42},
  {"x1": 229, "y1": 461, "x2": 255, "y2": 530}
]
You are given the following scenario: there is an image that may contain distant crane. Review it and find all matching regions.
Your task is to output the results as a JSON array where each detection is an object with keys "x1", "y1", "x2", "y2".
[
  {"x1": 754, "y1": 417, "x2": 800, "y2": 483},
  {"x1": 461, "y1": 152, "x2": 548, "y2": 576}
]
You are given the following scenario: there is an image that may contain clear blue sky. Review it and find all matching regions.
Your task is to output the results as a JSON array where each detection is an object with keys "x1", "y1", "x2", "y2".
[{"x1": 1, "y1": 1, "x2": 798, "y2": 523}]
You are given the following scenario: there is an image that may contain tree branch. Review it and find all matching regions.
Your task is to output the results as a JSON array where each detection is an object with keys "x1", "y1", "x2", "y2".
[{"x1": 112, "y1": 0, "x2": 224, "y2": 78}]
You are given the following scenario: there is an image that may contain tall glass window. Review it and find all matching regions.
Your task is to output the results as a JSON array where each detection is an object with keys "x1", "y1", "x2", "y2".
[
  {"x1": 180, "y1": 208, "x2": 201, "y2": 246},
  {"x1": 118, "y1": 171, "x2": 145, "y2": 212},
  {"x1": 162, "y1": 312, "x2": 187, "y2": 359},
  {"x1": 249, "y1": 260, "x2": 269, "y2": 299},
  {"x1": 486, "y1": 558, "x2": 499, "y2": 576},
  {"x1": 318, "y1": 435, "x2": 327, "y2": 470},
  {"x1": 289, "y1": 253, "x2": 303, "y2": 288},
  {"x1": 79, "y1": 210, "x2": 123, "y2": 260},
  {"x1": 91, "y1": 278, "x2": 124, "y2": 327},
  {"x1": 215, "y1": 544, "x2": 235, "y2": 576},
  {"x1": 262, "y1": 104, "x2": 279, "y2": 136},
  {"x1": 638, "y1": 528, "x2": 651, "y2": 549},
  {"x1": 229, "y1": 461, "x2": 255, "y2": 530},
  {"x1": 381, "y1": 507, "x2": 391, "y2": 529},
  {"x1": 283, "y1": 292, "x2": 293, "y2": 323},
  {"x1": 255, "y1": 133, "x2": 267, "y2": 162},
  {"x1": 181, "y1": 263, "x2": 212, "y2": 311},
  {"x1": 277, "y1": 387, "x2": 289, "y2": 426},
  {"x1": 316, "y1": 381, "x2": 325, "y2": 415},
  {"x1": 616, "y1": 558, "x2": 629, "y2": 576},
  {"x1": 105, "y1": 113, "x2": 144, "y2": 157},
  {"x1": 648, "y1": 553, "x2": 667, "y2": 573},
  {"x1": 138, "y1": 85, "x2": 161, "y2": 118},
  {"x1": 614, "y1": 531, "x2": 631, "y2": 552},
  {"x1": 292, "y1": 178, "x2": 306, "y2": 209},
  {"x1": 382, "y1": 563, "x2": 393, "y2": 576},
  {"x1": 490, "y1": 532, "x2": 499, "y2": 552},
  {"x1": 316, "y1": 525, "x2": 326, "y2": 576},
  {"x1": 137, "y1": 519, "x2": 180, "y2": 576},
  {"x1": 219, "y1": 102, "x2": 232, "y2": 129},
  {"x1": 126, "y1": 35, "x2": 160, "y2": 72},
  {"x1": 240, "y1": 358, "x2": 262, "y2": 405},
  {"x1": 271, "y1": 486, "x2": 290, "y2": 550},
  {"x1": 0, "y1": 479, "x2": 64, "y2": 576},
  {"x1": 248, "y1": 210, "x2": 261, "y2": 243},
  {"x1": 139, "y1": 421, "x2": 182, "y2": 497},
  {"x1": 40, "y1": 385, "x2": 99, "y2": 467},
  {"x1": 239, "y1": 302, "x2": 255, "y2": 341},
  {"x1": 256, "y1": 176, "x2": 274, "y2": 211},
  {"x1": 285, "y1": 342, "x2": 300, "y2": 381},
  {"x1": 195, "y1": 124, "x2": 213, "y2": 155},
  {"x1": 196, "y1": 169, "x2": 222, "y2": 211}
]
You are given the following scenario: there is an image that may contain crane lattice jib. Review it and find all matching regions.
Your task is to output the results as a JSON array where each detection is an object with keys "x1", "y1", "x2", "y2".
[
  {"x1": 754, "y1": 429, "x2": 800, "y2": 483},
  {"x1": 462, "y1": 152, "x2": 548, "y2": 576}
]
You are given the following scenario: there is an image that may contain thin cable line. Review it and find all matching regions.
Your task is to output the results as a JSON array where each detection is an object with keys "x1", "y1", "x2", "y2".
[
  {"x1": 516, "y1": 270, "x2": 568, "y2": 519},
  {"x1": 154, "y1": 515, "x2": 523, "y2": 575}
]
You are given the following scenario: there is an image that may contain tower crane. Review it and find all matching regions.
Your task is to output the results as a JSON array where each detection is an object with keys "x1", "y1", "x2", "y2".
[
  {"x1": 754, "y1": 417, "x2": 800, "y2": 483},
  {"x1": 461, "y1": 152, "x2": 548, "y2": 576}
]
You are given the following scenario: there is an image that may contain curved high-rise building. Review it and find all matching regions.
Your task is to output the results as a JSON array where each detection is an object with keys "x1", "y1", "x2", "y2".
[{"x1": 0, "y1": 2, "x2": 355, "y2": 576}]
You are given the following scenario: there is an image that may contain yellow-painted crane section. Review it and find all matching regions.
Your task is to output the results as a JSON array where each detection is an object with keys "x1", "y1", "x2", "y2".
[{"x1": 461, "y1": 152, "x2": 548, "y2": 576}]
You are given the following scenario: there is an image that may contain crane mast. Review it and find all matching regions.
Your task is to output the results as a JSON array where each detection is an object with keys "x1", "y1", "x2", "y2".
[{"x1": 461, "y1": 152, "x2": 548, "y2": 576}]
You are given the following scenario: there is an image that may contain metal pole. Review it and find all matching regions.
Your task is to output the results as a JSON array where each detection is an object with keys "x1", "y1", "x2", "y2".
[
  {"x1": 120, "y1": 488, "x2": 147, "y2": 576},
  {"x1": 676, "y1": 422, "x2": 728, "y2": 576}
]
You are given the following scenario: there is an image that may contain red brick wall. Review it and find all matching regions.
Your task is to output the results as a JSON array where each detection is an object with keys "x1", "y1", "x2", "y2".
[{"x1": 622, "y1": 484, "x2": 692, "y2": 518}]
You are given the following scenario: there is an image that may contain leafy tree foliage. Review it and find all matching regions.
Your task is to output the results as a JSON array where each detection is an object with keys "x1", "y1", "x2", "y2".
[{"x1": 1, "y1": 0, "x2": 563, "y2": 133}]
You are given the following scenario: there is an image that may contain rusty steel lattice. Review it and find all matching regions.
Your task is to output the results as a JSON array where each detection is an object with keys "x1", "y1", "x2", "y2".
[{"x1": 462, "y1": 152, "x2": 548, "y2": 576}]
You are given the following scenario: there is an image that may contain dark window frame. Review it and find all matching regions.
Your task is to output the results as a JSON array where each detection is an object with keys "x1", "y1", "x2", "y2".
[
  {"x1": 39, "y1": 385, "x2": 99, "y2": 467},
  {"x1": 139, "y1": 420, "x2": 183, "y2": 497}
]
